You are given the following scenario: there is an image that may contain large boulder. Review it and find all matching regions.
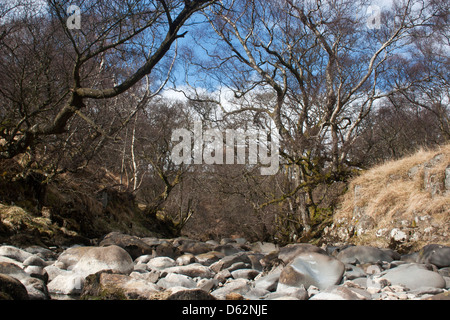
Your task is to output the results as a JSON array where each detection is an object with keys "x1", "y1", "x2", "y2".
[
  {"x1": 81, "y1": 271, "x2": 159, "y2": 300},
  {"x1": 417, "y1": 244, "x2": 450, "y2": 268},
  {"x1": 56, "y1": 246, "x2": 94, "y2": 270},
  {"x1": 0, "y1": 273, "x2": 29, "y2": 300},
  {"x1": 336, "y1": 246, "x2": 398, "y2": 264},
  {"x1": 278, "y1": 252, "x2": 345, "y2": 290},
  {"x1": 71, "y1": 245, "x2": 134, "y2": 277},
  {"x1": 0, "y1": 262, "x2": 49, "y2": 300},
  {"x1": 100, "y1": 232, "x2": 153, "y2": 260},
  {"x1": 380, "y1": 263, "x2": 446, "y2": 290}
]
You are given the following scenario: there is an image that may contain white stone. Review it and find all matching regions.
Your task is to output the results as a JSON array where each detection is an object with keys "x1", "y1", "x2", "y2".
[
  {"x1": 47, "y1": 273, "x2": 85, "y2": 295},
  {"x1": 147, "y1": 257, "x2": 176, "y2": 270},
  {"x1": 71, "y1": 245, "x2": 134, "y2": 277}
]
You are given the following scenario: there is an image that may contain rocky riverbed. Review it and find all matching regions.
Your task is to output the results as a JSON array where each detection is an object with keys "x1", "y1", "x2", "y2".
[{"x1": 0, "y1": 232, "x2": 449, "y2": 300}]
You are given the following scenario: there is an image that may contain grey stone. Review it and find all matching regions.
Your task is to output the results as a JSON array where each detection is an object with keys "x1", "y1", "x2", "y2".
[
  {"x1": 162, "y1": 263, "x2": 213, "y2": 279},
  {"x1": 166, "y1": 288, "x2": 216, "y2": 300},
  {"x1": 210, "y1": 252, "x2": 251, "y2": 273},
  {"x1": 0, "y1": 273, "x2": 29, "y2": 300},
  {"x1": 196, "y1": 278, "x2": 218, "y2": 292},
  {"x1": 157, "y1": 273, "x2": 197, "y2": 289},
  {"x1": 147, "y1": 257, "x2": 176, "y2": 270},
  {"x1": 56, "y1": 246, "x2": 94, "y2": 270},
  {"x1": 47, "y1": 273, "x2": 85, "y2": 296},
  {"x1": 176, "y1": 253, "x2": 196, "y2": 266},
  {"x1": 251, "y1": 242, "x2": 279, "y2": 254},
  {"x1": 310, "y1": 285, "x2": 369, "y2": 300},
  {"x1": 130, "y1": 270, "x2": 160, "y2": 283},
  {"x1": 278, "y1": 252, "x2": 345, "y2": 290},
  {"x1": 278, "y1": 243, "x2": 327, "y2": 264},
  {"x1": 195, "y1": 251, "x2": 225, "y2": 266},
  {"x1": 381, "y1": 263, "x2": 446, "y2": 290},
  {"x1": 210, "y1": 278, "x2": 251, "y2": 300},
  {"x1": 417, "y1": 244, "x2": 450, "y2": 268},
  {"x1": 178, "y1": 241, "x2": 214, "y2": 255},
  {"x1": 254, "y1": 272, "x2": 281, "y2": 291},
  {"x1": 0, "y1": 245, "x2": 33, "y2": 263},
  {"x1": 99, "y1": 232, "x2": 154, "y2": 260},
  {"x1": 336, "y1": 245, "x2": 397, "y2": 264},
  {"x1": 23, "y1": 255, "x2": 47, "y2": 267},
  {"x1": 231, "y1": 268, "x2": 260, "y2": 280},
  {"x1": 272, "y1": 284, "x2": 308, "y2": 300},
  {"x1": 71, "y1": 245, "x2": 134, "y2": 277}
]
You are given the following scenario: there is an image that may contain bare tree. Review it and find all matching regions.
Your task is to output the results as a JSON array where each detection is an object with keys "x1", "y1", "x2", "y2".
[
  {"x1": 0, "y1": 0, "x2": 214, "y2": 159},
  {"x1": 179, "y1": 0, "x2": 445, "y2": 240}
]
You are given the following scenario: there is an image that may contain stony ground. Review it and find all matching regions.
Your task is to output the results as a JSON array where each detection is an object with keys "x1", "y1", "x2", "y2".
[{"x1": 0, "y1": 232, "x2": 449, "y2": 300}]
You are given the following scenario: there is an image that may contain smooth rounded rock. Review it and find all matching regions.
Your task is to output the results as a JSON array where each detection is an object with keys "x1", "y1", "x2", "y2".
[
  {"x1": 0, "y1": 245, "x2": 33, "y2": 263},
  {"x1": 279, "y1": 252, "x2": 345, "y2": 290},
  {"x1": 381, "y1": 263, "x2": 446, "y2": 290},
  {"x1": 147, "y1": 257, "x2": 176, "y2": 270},
  {"x1": 417, "y1": 244, "x2": 450, "y2": 268},
  {"x1": 71, "y1": 245, "x2": 134, "y2": 277},
  {"x1": 0, "y1": 273, "x2": 29, "y2": 300},
  {"x1": 336, "y1": 246, "x2": 397, "y2": 264}
]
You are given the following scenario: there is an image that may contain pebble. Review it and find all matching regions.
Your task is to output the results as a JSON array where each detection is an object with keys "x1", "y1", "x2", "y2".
[{"x1": 0, "y1": 237, "x2": 449, "y2": 300}]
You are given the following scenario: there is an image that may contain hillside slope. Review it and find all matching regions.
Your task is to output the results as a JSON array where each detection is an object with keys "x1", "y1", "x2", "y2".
[
  {"x1": 0, "y1": 157, "x2": 177, "y2": 247},
  {"x1": 324, "y1": 143, "x2": 450, "y2": 252}
]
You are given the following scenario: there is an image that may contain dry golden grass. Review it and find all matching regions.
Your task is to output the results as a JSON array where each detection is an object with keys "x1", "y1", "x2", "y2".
[{"x1": 334, "y1": 143, "x2": 450, "y2": 248}]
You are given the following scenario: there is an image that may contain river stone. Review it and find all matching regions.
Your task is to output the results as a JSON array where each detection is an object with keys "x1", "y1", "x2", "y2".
[
  {"x1": 251, "y1": 242, "x2": 279, "y2": 254},
  {"x1": 336, "y1": 246, "x2": 397, "y2": 264},
  {"x1": 56, "y1": 246, "x2": 94, "y2": 270},
  {"x1": 94, "y1": 272, "x2": 159, "y2": 300},
  {"x1": 162, "y1": 263, "x2": 213, "y2": 279},
  {"x1": 0, "y1": 245, "x2": 33, "y2": 263},
  {"x1": 210, "y1": 252, "x2": 251, "y2": 273},
  {"x1": 417, "y1": 244, "x2": 450, "y2": 268},
  {"x1": 195, "y1": 251, "x2": 225, "y2": 266},
  {"x1": 0, "y1": 273, "x2": 29, "y2": 300},
  {"x1": 271, "y1": 285, "x2": 309, "y2": 300},
  {"x1": 24, "y1": 246, "x2": 57, "y2": 261},
  {"x1": 166, "y1": 288, "x2": 216, "y2": 300},
  {"x1": 0, "y1": 261, "x2": 49, "y2": 300},
  {"x1": 278, "y1": 252, "x2": 345, "y2": 290},
  {"x1": 254, "y1": 270, "x2": 281, "y2": 291},
  {"x1": 154, "y1": 242, "x2": 181, "y2": 259},
  {"x1": 47, "y1": 273, "x2": 85, "y2": 296},
  {"x1": 71, "y1": 245, "x2": 134, "y2": 277},
  {"x1": 176, "y1": 254, "x2": 196, "y2": 266},
  {"x1": 157, "y1": 273, "x2": 197, "y2": 289},
  {"x1": 231, "y1": 269, "x2": 260, "y2": 280},
  {"x1": 210, "y1": 278, "x2": 251, "y2": 300},
  {"x1": 381, "y1": 263, "x2": 446, "y2": 290},
  {"x1": 278, "y1": 243, "x2": 327, "y2": 264},
  {"x1": 22, "y1": 255, "x2": 47, "y2": 268},
  {"x1": 310, "y1": 285, "x2": 369, "y2": 300},
  {"x1": 100, "y1": 232, "x2": 153, "y2": 260},
  {"x1": 147, "y1": 257, "x2": 176, "y2": 270},
  {"x1": 178, "y1": 241, "x2": 215, "y2": 255}
]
